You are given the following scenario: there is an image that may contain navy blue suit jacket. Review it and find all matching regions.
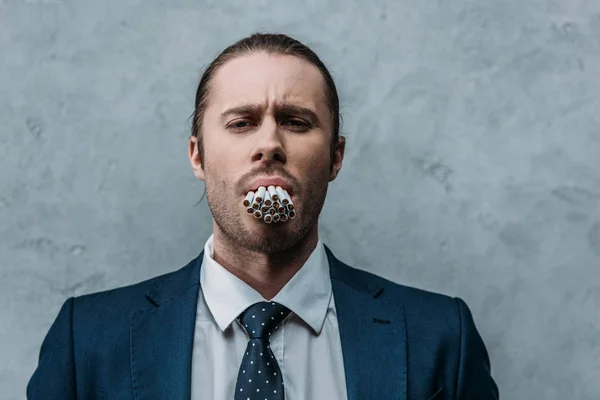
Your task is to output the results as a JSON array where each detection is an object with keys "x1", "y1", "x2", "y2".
[{"x1": 27, "y1": 246, "x2": 499, "y2": 399}]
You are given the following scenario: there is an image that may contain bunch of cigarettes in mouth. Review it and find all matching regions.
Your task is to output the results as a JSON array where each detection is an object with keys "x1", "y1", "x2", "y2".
[{"x1": 243, "y1": 185, "x2": 296, "y2": 224}]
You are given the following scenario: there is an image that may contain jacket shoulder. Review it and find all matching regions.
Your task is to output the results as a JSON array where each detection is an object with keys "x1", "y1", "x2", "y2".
[
  {"x1": 333, "y1": 259, "x2": 469, "y2": 353},
  {"x1": 73, "y1": 255, "x2": 200, "y2": 314},
  {"x1": 333, "y1": 258, "x2": 457, "y2": 307}
]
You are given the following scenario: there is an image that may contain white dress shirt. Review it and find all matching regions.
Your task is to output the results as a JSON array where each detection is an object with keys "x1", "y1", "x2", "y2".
[{"x1": 190, "y1": 234, "x2": 349, "y2": 400}]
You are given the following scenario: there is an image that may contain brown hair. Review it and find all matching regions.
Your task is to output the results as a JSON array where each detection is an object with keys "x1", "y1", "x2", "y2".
[{"x1": 190, "y1": 32, "x2": 342, "y2": 170}]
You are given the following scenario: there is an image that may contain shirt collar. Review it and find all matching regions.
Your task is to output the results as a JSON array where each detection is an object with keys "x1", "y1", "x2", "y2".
[{"x1": 200, "y1": 233, "x2": 332, "y2": 335}]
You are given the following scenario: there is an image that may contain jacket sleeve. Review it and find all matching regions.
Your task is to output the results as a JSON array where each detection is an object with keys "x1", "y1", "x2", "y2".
[
  {"x1": 27, "y1": 297, "x2": 77, "y2": 400},
  {"x1": 454, "y1": 297, "x2": 499, "y2": 399}
]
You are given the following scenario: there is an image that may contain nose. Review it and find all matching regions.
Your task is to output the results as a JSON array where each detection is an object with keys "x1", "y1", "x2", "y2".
[{"x1": 251, "y1": 119, "x2": 287, "y2": 165}]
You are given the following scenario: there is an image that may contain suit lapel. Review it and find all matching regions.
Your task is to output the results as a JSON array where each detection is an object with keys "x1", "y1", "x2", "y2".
[
  {"x1": 130, "y1": 253, "x2": 203, "y2": 400},
  {"x1": 326, "y1": 246, "x2": 407, "y2": 400}
]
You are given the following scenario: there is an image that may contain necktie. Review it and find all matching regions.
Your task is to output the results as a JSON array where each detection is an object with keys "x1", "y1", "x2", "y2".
[{"x1": 234, "y1": 301, "x2": 292, "y2": 400}]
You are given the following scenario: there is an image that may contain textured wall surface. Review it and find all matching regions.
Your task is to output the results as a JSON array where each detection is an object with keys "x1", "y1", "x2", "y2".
[{"x1": 1, "y1": 0, "x2": 599, "y2": 399}]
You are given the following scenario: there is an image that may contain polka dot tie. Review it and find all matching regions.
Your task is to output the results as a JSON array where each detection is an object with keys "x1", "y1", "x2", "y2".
[{"x1": 234, "y1": 301, "x2": 291, "y2": 400}]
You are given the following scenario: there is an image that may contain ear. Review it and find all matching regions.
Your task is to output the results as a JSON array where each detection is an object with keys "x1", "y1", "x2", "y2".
[
  {"x1": 189, "y1": 135, "x2": 205, "y2": 181},
  {"x1": 329, "y1": 136, "x2": 346, "y2": 182}
]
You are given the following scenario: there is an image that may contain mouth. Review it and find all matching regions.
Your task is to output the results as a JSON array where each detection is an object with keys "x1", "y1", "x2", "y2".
[
  {"x1": 241, "y1": 178, "x2": 297, "y2": 223},
  {"x1": 244, "y1": 176, "x2": 294, "y2": 197}
]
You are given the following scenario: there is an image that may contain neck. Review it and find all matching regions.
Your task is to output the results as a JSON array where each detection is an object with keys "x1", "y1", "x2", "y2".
[{"x1": 211, "y1": 224, "x2": 319, "y2": 300}]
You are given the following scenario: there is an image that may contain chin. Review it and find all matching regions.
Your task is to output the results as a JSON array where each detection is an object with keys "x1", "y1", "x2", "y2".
[
  {"x1": 251, "y1": 220, "x2": 290, "y2": 234},
  {"x1": 243, "y1": 221, "x2": 299, "y2": 252}
]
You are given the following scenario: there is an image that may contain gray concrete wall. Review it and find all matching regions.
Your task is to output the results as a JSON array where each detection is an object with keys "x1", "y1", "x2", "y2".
[{"x1": 1, "y1": 0, "x2": 599, "y2": 398}]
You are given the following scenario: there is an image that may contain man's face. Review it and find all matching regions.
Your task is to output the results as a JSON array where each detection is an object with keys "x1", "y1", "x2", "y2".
[{"x1": 189, "y1": 52, "x2": 344, "y2": 254}]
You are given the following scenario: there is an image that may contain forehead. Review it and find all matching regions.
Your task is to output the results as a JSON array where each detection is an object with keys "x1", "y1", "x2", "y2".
[{"x1": 208, "y1": 52, "x2": 327, "y2": 113}]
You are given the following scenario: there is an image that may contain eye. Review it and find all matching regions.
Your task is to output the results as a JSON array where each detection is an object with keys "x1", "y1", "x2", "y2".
[
  {"x1": 282, "y1": 119, "x2": 311, "y2": 131},
  {"x1": 227, "y1": 119, "x2": 254, "y2": 131}
]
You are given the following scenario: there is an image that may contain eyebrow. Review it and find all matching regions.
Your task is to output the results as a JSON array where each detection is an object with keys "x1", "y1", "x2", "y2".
[{"x1": 219, "y1": 103, "x2": 321, "y2": 125}]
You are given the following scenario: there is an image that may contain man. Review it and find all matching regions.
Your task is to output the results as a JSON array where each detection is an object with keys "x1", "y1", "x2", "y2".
[{"x1": 27, "y1": 32, "x2": 499, "y2": 399}]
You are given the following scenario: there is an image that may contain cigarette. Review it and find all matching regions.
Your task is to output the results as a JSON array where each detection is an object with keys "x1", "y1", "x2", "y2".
[
  {"x1": 254, "y1": 186, "x2": 266, "y2": 203},
  {"x1": 243, "y1": 186, "x2": 296, "y2": 224},
  {"x1": 283, "y1": 189, "x2": 294, "y2": 210},
  {"x1": 248, "y1": 189, "x2": 262, "y2": 209},
  {"x1": 276, "y1": 186, "x2": 289, "y2": 205},
  {"x1": 263, "y1": 191, "x2": 272, "y2": 207},
  {"x1": 283, "y1": 189, "x2": 292, "y2": 204},
  {"x1": 267, "y1": 186, "x2": 279, "y2": 202},
  {"x1": 243, "y1": 191, "x2": 255, "y2": 207}
]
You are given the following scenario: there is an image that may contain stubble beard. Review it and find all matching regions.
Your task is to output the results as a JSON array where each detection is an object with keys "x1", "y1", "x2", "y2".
[{"x1": 204, "y1": 172, "x2": 328, "y2": 255}]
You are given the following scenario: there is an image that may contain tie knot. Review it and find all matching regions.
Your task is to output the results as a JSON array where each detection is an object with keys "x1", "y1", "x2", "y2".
[{"x1": 237, "y1": 301, "x2": 291, "y2": 340}]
